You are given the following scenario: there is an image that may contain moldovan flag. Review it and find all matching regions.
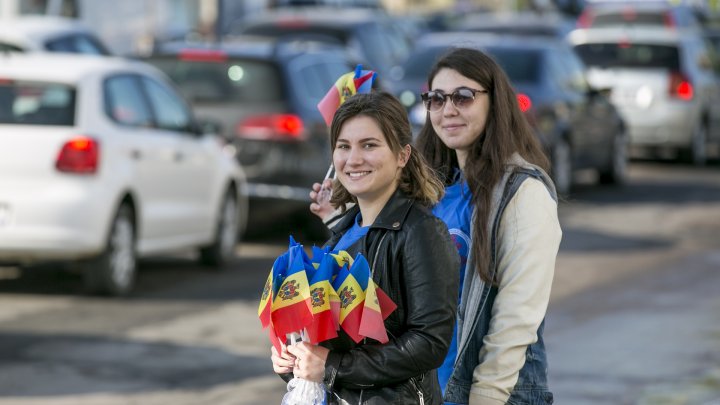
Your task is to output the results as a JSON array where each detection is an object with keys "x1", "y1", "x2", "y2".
[
  {"x1": 359, "y1": 278, "x2": 390, "y2": 343},
  {"x1": 317, "y1": 65, "x2": 377, "y2": 126},
  {"x1": 271, "y1": 245, "x2": 313, "y2": 337},
  {"x1": 306, "y1": 254, "x2": 338, "y2": 344},
  {"x1": 258, "y1": 253, "x2": 288, "y2": 353},
  {"x1": 258, "y1": 253, "x2": 288, "y2": 329},
  {"x1": 332, "y1": 256, "x2": 366, "y2": 343}
]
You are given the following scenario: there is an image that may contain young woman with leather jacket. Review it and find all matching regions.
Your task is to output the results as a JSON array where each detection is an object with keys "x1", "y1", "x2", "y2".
[{"x1": 272, "y1": 91, "x2": 460, "y2": 404}]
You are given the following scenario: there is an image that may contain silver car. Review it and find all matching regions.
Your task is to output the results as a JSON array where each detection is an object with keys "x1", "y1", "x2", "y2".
[{"x1": 569, "y1": 26, "x2": 720, "y2": 164}]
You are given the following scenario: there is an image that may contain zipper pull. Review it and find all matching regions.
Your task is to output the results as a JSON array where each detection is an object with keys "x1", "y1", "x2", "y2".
[{"x1": 418, "y1": 389, "x2": 425, "y2": 405}]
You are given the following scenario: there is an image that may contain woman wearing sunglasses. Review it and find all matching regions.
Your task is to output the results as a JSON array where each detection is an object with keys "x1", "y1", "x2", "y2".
[
  {"x1": 416, "y1": 48, "x2": 561, "y2": 405},
  {"x1": 277, "y1": 91, "x2": 460, "y2": 404}
]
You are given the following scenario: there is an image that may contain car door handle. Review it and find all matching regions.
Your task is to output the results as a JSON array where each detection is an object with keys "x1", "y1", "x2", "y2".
[
  {"x1": 130, "y1": 149, "x2": 142, "y2": 160},
  {"x1": 173, "y1": 151, "x2": 184, "y2": 162}
]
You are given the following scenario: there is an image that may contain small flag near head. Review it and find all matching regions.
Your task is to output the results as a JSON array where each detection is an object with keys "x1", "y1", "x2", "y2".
[{"x1": 317, "y1": 64, "x2": 377, "y2": 126}]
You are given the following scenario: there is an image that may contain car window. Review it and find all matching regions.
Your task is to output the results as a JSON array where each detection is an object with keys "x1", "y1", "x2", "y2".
[
  {"x1": 239, "y1": 24, "x2": 347, "y2": 46},
  {"x1": 355, "y1": 24, "x2": 394, "y2": 72},
  {"x1": 0, "y1": 42, "x2": 24, "y2": 52},
  {"x1": 401, "y1": 46, "x2": 445, "y2": 82},
  {"x1": 0, "y1": 81, "x2": 75, "y2": 126},
  {"x1": 148, "y1": 57, "x2": 283, "y2": 103},
  {"x1": 287, "y1": 55, "x2": 351, "y2": 104},
  {"x1": 104, "y1": 74, "x2": 152, "y2": 127},
  {"x1": 574, "y1": 43, "x2": 680, "y2": 70},
  {"x1": 141, "y1": 76, "x2": 193, "y2": 132},
  {"x1": 563, "y1": 48, "x2": 590, "y2": 92},
  {"x1": 45, "y1": 34, "x2": 110, "y2": 55},
  {"x1": 485, "y1": 48, "x2": 541, "y2": 84}
]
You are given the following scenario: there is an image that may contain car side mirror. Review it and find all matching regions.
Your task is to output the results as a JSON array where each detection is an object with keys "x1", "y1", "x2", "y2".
[
  {"x1": 698, "y1": 54, "x2": 713, "y2": 71},
  {"x1": 195, "y1": 118, "x2": 224, "y2": 136},
  {"x1": 588, "y1": 86, "x2": 612, "y2": 100}
]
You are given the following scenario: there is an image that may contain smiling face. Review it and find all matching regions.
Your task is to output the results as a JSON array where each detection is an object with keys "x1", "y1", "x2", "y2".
[
  {"x1": 333, "y1": 115, "x2": 409, "y2": 213},
  {"x1": 429, "y1": 68, "x2": 490, "y2": 169}
]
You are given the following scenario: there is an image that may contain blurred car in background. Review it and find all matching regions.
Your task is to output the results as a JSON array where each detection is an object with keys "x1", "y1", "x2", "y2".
[
  {"x1": 145, "y1": 36, "x2": 353, "y2": 239},
  {"x1": 0, "y1": 16, "x2": 111, "y2": 55},
  {"x1": 0, "y1": 53, "x2": 247, "y2": 296},
  {"x1": 454, "y1": 11, "x2": 577, "y2": 39},
  {"x1": 570, "y1": 26, "x2": 720, "y2": 164},
  {"x1": 390, "y1": 33, "x2": 628, "y2": 195},
  {"x1": 576, "y1": 0, "x2": 705, "y2": 30},
  {"x1": 229, "y1": 7, "x2": 412, "y2": 88}
]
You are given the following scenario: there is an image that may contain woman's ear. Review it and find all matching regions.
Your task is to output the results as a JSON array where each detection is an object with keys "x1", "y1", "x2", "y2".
[{"x1": 398, "y1": 144, "x2": 411, "y2": 168}]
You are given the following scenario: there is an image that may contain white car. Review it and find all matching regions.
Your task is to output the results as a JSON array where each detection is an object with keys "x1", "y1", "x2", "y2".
[
  {"x1": 0, "y1": 16, "x2": 110, "y2": 55},
  {"x1": 0, "y1": 53, "x2": 248, "y2": 295},
  {"x1": 570, "y1": 26, "x2": 720, "y2": 165}
]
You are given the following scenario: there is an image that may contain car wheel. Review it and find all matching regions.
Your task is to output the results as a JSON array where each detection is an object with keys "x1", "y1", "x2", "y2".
[
  {"x1": 84, "y1": 204, "x2": 136, "y2": 296},
  {"x1": 552, "y1": 137, "x2": 572, "y2": 197},
  {"x1": 690, "y1": 123, "x2": 708, "y2": 166},
  {"x1": 200, "y1": 190, "x2": 239, "y2": 267},
  {"x1": 599, "y1": 130, "x2": 628, "y2": 186}
]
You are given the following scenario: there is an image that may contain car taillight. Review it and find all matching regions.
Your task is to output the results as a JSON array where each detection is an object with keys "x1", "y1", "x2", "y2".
[
  {"x1": 576, "y1": 10, "x2": 594, "y2": 28},
  {"x1": 664, "y1": 11, "x2": 676, "y2": 28},
  {"x1": 236, "y1": 114, "x2": 306, "y2": 141},
  {"x1": 56, "y1": 136, "x2": 99, "y2": 174},
  {"x1": 517, "y1": 93, "x2": 532, "y2": 113},
  {"x1": 668, "y1": 72, "x2": 693, "y2": 101}
]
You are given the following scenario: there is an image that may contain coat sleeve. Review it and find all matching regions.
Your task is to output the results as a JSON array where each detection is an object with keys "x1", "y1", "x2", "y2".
[
  {"x1": 469, "y1": 179, "x2": 562, "y2": 404},
  {"x1": 326, "y1": 215, "x2": 460, "y2": 389}
]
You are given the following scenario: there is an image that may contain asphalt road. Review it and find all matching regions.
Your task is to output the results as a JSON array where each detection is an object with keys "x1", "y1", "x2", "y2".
[{"x1": 0, "y1": 160, "x2": 719, "y2": 405}]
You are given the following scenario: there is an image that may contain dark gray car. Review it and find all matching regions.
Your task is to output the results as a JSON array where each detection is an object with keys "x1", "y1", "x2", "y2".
[{"x1": 146, "y1": 37, "x2": 352, "y2": 239}]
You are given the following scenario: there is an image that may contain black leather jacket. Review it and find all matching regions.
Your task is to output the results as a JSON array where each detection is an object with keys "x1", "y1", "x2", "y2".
[{"x1": 321, "y1": 190, "x2": 460, "y2": 405}]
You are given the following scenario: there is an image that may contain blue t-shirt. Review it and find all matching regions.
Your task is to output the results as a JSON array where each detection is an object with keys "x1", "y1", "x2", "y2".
[
  {"x1": 333, "y1": 213, "x2": 369, "y2": 252},
  {"x1": 432, "y1": 176, "x2": 473, "y2": 400}
]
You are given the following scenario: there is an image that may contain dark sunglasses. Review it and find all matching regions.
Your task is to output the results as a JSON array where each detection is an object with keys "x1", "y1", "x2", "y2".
[{"x1": 420, "y1": 87, "x2": 488, "y2": 112}]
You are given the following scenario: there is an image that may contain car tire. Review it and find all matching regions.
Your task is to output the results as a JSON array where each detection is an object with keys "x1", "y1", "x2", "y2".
[
  {"x1": 599, "y1": 130, "x2": 628, "y2": 186},
  {"x1": 679, "y1": 122, "x2": 707, "y2": 166},
  {"x1": 84, "y1": 204, "x2": 136, "y2": 296},
  {"x1": 199, "y1": 189, "x2": 239, "y2": 268},
  {"x1": 552, "y1": 137, "x2": 572, "y2": 197}
]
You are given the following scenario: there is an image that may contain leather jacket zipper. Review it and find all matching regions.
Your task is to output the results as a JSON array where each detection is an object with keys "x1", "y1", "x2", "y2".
[
  {"x1": 358, "y1": 232, "x2": 389, "y2": 405},
  {"x1": 409, "y1": 376, "x2": 425, "y2": 405}
]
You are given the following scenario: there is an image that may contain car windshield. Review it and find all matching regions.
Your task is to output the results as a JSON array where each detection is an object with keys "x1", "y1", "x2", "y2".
[
  {"x1": 0, "y1": 81, "x2": 76, "y2": 126},
  {"x1": 148, "y1": 57, "x2": 283, "y2": 103},
  {"x1": 485, "y1": 48, "x2": 541, "y2": 84},
  {"x1": 238, "y1": 24, "x2": 347, "y2": 45},
  {"x1": 402, "y1": 46, "x2": 540, "y2": 84},
  {"x1": 574, "y1": 43, "x2": 680, "y2": 70},
  {"x1": 592, "y1": 12, "x2": 669, "y2": 27}
]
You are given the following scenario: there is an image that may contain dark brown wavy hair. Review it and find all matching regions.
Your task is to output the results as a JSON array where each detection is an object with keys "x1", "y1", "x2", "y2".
[
  {"x1": 416, "y1": 48, "x2": 550, "y2": 284},
  {"x1": 329, "y1": 91, "x2": 444, "y2": 209}
]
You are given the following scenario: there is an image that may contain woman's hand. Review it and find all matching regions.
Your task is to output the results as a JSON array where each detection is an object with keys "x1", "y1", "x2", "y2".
[
  {"x1": 309, "y1": 179, "x2": 334, "y2": 220},
  {"x1": 270, "y1": 343, "x2": 296, "y2": 374},
  {"x1": 286, "y1": 342, "x2": 330, "y2": 383}
]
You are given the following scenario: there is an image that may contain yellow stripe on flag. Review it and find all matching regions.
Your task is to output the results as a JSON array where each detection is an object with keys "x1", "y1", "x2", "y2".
[
  {"x1": 331, "y1": 250, "x2": 354, "y2": 268},
  {"x1": 309, "y1": 280, "x2": 332, "y2": 314},
  {"x1": 272, "y1": 272, "x2": 310, "y2": 310},
  {"x1": 337, "y1": 274, "x2": 365, "y2": 324},
  {"x1": 257, "y1": 270, "x2": 273, "y2": 317}
]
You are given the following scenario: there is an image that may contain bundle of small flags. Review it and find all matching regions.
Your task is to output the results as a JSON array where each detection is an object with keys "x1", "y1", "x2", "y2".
[{"x1": 257, "y1": 237, "x2": 397, "y2": 352}]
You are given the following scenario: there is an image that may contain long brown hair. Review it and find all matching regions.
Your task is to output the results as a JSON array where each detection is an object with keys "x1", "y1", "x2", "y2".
[
  {"x1": 416, "y1": 48, "x2": 550, "y2": 284},
  {"x1": 330, "y1": 91, "x2": 444, "y2": 209}
]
